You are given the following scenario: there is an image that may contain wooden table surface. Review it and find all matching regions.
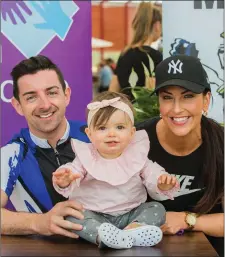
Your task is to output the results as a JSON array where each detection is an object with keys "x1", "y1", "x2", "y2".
[{"x1": 1, "y1": 232, "x2": 218, "y2": 256}]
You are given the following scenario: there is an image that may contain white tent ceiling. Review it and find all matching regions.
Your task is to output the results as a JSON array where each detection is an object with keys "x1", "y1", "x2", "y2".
[{"x1": 92, "y1": 37, "x2": 113, "y2": 48}]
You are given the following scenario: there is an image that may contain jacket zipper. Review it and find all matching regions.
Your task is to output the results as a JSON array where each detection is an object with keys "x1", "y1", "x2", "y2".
[{"x1": 54, "y1": 148, "x2": 61, "y2": 166}]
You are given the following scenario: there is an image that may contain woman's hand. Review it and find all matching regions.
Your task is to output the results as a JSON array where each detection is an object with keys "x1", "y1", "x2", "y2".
[{"x1": 160, "y1": 212, "x2": 188, "y2": 235}]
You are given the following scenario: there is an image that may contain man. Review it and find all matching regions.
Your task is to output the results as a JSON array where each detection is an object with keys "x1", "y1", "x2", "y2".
[{"x1": 1, "y1": 55, "x2": 88, "y2": 238}]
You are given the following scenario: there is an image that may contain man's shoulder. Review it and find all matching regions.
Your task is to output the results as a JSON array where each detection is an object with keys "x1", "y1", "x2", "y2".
[
  {"x1": 68, "y1": 120, "x2": 87, "y2": 132},
  {"x1": 1, "y1": 141, "x2": 21, "y2": 152},
  {"x1": 1, "y1": 142, "x2": 22, "y2": 168},
  {"x1": 68, "y1": 120, "x2": 89, "y2": 143},
  {"x1": 1, "y1": 127, "x2": 30, "y2": 154}
]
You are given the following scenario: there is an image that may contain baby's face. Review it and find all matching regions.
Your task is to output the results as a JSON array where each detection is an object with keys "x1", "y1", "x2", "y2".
[{"x1": 85, "y1": 110, "x2": 136, "y2": 159}]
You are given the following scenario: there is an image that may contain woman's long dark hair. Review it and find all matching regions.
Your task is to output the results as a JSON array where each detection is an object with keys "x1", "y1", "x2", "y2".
[{"x1": 194, "y1": 115, "x2": 224, "y2": 214}]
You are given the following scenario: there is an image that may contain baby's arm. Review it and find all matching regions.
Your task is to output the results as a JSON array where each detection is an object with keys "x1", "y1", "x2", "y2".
[
  {"x1": 52, "y1": 157, "x2": 85, "y2": 198},
  {"x1": 157, "y1": 174, "x2": 179, "y2": 191},
  {"x1": 141, "y1": 159, "x2": 179, "y2": 200}
]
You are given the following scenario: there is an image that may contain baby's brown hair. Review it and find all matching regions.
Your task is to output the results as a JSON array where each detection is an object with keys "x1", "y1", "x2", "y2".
[{"x1": 87, "y1": 92, "x2": 135, "y2": 129}]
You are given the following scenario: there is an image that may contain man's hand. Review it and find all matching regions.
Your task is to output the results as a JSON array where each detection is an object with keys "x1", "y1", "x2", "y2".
[
  {"x1": 160, "y1": 212, "x2": 188, "y2": 235},
  {"x1": 53, "y1": 168, "x2": 81, "y2": 188},
  {"x1": 34, "y1": 200, "x2": 84, "y2": 238},
  {"x1": 157, "y1": 174, "x2": 179, "y2": 191}
]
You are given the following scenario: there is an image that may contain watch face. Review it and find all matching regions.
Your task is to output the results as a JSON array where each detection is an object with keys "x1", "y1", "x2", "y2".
[{"x1": 187, "y1": 214, "x2": 196, "y2": 226}]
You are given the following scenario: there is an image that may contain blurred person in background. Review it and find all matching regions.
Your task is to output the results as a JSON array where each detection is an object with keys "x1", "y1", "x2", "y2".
[
  {"x1": 109, "y1": 2, "x2": 162, "y2": 96},
  {"x1": 98, "y1": 59, "x2": 113, "y2": 93},
  {"x1": 105, "y1": 58, "x2": 116, "y2": 74}
]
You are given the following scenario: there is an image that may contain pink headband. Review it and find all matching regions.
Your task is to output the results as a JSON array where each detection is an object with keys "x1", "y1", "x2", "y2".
[{"x1": 87, "y1": 97, "x2": 134, "y2": 127}]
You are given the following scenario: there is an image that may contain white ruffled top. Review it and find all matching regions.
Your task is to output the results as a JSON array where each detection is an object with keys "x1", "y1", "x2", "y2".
[{"x1": 53, "y1": 130, "x2": 179, "y2": 215}]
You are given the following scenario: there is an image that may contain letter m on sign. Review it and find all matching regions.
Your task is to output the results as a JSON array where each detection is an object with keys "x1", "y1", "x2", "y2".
[{"x1": 194, "y1": 0, "x2": 224, "y2": 9}]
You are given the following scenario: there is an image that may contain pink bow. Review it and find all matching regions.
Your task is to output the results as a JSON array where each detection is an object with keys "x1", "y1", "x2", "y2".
[{"x1": 87, "y1": 97, "x2": 121, "y2": 111}]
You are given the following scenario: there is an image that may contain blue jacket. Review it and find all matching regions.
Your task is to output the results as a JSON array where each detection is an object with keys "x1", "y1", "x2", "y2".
[{"x1": 1, "y1": 120, "x2": 88, "y2": 213}]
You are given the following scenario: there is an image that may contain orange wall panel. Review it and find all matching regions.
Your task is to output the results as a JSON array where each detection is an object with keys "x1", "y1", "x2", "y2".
[
  {"x1": 92, "y1": 5, "x2": 137, "y2": 51},
  {"x1": 92, "y1": 5, "x2": 101, "y2": 39},
  {"x1": 103, "y1": 7, "x2": 125, "y2": 50}
]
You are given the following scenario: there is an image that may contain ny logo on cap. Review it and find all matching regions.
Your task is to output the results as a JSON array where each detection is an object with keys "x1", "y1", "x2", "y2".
[{"x1": 168, "y1": 59, "x2": 183, "y2": 74}]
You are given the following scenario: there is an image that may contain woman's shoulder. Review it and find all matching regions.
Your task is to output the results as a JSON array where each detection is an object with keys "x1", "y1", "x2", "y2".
[
  {"x1": 120, "y1": 46, "x2": 158, "y2": 55},
  {"x1": 142, "y1": 46, "x2": 163, "y2": 64},
  {"x1": 119, "y1": 46, "x2": 162, "y2": 60},
  {"x1": 120, "y1": 47, "x2": 136, "y2": 57},
  {"x1": 116, "y1": 48, "x2": 136, "y2": 65},
  {"x1": 129, "y1": 46, "x2": 163, "y2": 66},
  {"x1": 143, "y1": 45, "x2": 162, "y2": 54}
]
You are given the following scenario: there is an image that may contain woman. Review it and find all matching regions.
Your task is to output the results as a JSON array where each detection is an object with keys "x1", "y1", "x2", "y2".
[
  {"x1": 136, "y1": 55, "x2": 224, "y2": 256},
  {"x1": 109, "y1": 2, "x2": 162, "y2": 95}
]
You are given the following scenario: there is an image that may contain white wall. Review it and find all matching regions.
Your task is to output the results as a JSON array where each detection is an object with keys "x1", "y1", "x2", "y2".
[{"x1": 162, "y1": 0, "x2": 224, "y2": 123}]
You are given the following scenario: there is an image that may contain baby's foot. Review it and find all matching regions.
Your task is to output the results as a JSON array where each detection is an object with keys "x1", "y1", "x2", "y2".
[
  {"x1": 98, "y1": 223, "x2": 134, "y2": 249},
  {"x1": 124, "y1": 224, "x2": 162, "y2": 246}
]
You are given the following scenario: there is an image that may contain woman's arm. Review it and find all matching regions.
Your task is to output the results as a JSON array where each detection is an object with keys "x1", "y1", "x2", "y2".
[
  {"x1": 193, "y1": 213, "x2": 224, "y2": 237},
  {"x1": 109, "y1": 75, "x2": 121, "y2": 92},
  {"x1": 109, "y1": 50, "x2": 134, "y2": 92},
  {"x1": 161, "y1": 211, "x2": 224, "y2": 237},
  {"x1": 193, "y1": 196, "x2": 224, "y2": 236}
]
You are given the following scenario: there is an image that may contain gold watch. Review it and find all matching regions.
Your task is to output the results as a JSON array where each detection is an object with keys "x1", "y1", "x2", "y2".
[{"x1": 185, "y1": 212, "x2": 198, "y2": 230}]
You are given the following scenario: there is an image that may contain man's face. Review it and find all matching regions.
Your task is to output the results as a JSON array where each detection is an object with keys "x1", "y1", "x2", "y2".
[{"x1": 12, "y1": 69, "x2": 71, "y2": 138}]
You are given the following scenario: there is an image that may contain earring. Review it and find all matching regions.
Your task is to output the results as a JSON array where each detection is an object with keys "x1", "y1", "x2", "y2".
[
  {"x1": 203, "y1": 110, "x2": 208, "y2": 116},
  {"x1": 159, "y1": 113, "x2": 162, "y2": 118}
]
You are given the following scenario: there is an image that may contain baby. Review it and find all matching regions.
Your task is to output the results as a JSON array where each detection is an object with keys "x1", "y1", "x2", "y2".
[{"x1": 52, "y1": 92, "x2": 179, "y2": 249}]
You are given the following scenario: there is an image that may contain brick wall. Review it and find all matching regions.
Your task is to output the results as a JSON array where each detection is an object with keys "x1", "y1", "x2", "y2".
[{"x1": 92, "y1": 4, "x2": 137, "y2": 51}]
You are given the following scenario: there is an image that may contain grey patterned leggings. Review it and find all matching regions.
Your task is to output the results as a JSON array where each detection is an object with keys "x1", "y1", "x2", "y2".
[{"x1": 66, "y1": 202, "x2": 166, "y2": 246}]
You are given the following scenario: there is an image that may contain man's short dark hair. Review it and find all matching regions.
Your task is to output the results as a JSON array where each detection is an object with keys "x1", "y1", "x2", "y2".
[{"x1": 11, "y1": 55, "x2": 66, "y2": 101}]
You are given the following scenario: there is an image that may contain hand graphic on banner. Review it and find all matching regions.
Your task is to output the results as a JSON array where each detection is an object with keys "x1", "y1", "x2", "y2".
[
  {"x1": 1, "y1": 1, "x2": 32, "y2": 25},
  {"x1": 30, "y1": 1, "x2": 72, "y2": 40}
]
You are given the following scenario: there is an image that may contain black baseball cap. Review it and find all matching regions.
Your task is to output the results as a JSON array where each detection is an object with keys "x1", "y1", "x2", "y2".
[{"x1": 151, "y1": 55, "x2": 211, "y2": 95}]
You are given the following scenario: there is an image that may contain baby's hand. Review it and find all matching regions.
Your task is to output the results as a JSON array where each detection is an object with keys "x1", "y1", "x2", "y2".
[
  {"x1": 52, "y1": 168, "x2": 81, "y2": 188},
  {"x1": 157, "y1": 174, "x2": 179, "y2": 191}
]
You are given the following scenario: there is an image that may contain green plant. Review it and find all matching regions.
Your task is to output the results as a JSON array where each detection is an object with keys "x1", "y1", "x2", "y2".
[{"x1": 129, "y1": 87, "x2": 160, "y2": 123}]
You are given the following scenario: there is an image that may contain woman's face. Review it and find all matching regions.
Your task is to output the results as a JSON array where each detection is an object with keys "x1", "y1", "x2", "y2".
[{"x1": 158, "y1": 86, "x2": 210, "y2": 137}]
